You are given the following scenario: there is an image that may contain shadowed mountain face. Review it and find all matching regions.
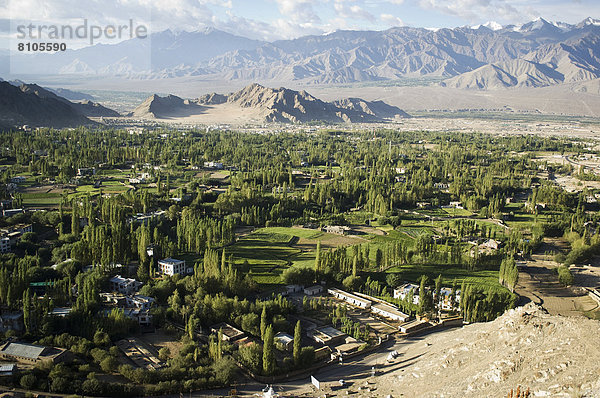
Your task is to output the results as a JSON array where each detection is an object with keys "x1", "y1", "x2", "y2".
[
  {"x1": 0, "y1": 82, "x2": 95, "y2": 128},
  {"x1": 0, "y1": 81, "x2": 122, "y2": 128},
  {"x1": 4, "y1": 18, "x2": 600, "y2": 90},
  {"x1": 16, "y1": 83, "x2": 120, "y2": 118},
  {"x1": 131, "y1": 83, "x2": 410, "y2": 123}
]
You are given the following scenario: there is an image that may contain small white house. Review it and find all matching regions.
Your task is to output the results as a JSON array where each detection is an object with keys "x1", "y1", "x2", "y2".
[
  {"x1": 393, "y1": 283, "x2": 421, "y2": 304},
  {"x1": 304, "y1": 285, "x2": 324, "y2": 296},
  {"x1": 158, "y1": 258, "x2": 186, "y2": 276},
  {"x1": 109, "y1": 275, "x2": 142, "y2": 295},
  {"x1": 126, "y1": 295, "x2": 155, "y2": 310},
  {"x1": 274, "y1": 332, "x2": 294, "y2": 351},
  {"x1": 285, "y1": 285, "x2": 304, "y2": 294}
]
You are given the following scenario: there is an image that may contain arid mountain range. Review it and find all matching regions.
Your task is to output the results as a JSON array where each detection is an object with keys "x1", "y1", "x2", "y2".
[
  {"x1": 4, "y1": 18, "x2": 600, "y2": 90},
  {"x1": 0, "y1": 80, "x2": 409, "y2": 127},
  {"x1": 131, "y1": 83, "x2": 410, "y2": 123}
]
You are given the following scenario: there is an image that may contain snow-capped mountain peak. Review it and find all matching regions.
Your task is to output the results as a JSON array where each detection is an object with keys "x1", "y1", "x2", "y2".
[{"x1": 472, "y1": 21, "x2": 503, "y2": 31}]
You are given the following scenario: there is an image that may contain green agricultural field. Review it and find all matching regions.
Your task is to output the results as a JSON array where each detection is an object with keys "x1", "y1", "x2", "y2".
[
  {"x1": 384, "y1": 263, "x2": 504, "y2": 292},
  {"x1": 441, "y1": 207, "x2": 473, "y2": 217},
  {"x1": 21, "y1": 193, "x2": 61, "y2": 207},
  {"x1": 228, "y1": 228, "x2": 302, "y2": 286}
]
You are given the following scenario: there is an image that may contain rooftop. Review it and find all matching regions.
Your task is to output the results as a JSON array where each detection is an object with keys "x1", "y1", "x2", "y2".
[
  {"x1": 159, "y1": 257, "x2": 184, "y2": 264},
  {"x1": 372, "y1": 302, "x2": 409, "y2": 318},
  {"x1": 1, "y1": 343, "x2": 45, "y2": 360}
]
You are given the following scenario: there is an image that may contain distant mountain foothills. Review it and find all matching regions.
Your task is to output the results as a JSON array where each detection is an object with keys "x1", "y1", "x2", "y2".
[
  {"x1": 0, "y1": 81, "x2": 120, "y2": 128},
  {"x1": 4, "y1": 17, "x2": 600, "y2": 90},
  {"x1": 130, "y1": 83, "x2": 410, "y2": 123}
]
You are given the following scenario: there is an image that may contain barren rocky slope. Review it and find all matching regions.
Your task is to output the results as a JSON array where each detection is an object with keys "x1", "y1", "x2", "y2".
[
  {"x1": 378, "y1": 303, "x2": 600, "y2": 398},
  {"x1": 131, "y1": 83, "x2": 409, "y2": 123}
]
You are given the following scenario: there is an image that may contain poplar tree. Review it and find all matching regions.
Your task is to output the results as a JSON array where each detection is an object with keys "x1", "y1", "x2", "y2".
[
  {"x1": 262, "y1": 325, "x2": 275, "y2": 375},
  {"x1": 293, "y1": 320, "x2": 302, "y2": 366}
]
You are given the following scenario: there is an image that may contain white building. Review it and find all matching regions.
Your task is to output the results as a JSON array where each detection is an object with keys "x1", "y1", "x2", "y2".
[
  {"x1": 126, "y1": 295, "x2": 155, "y2": 310},
  {"x1": 371, "y1": 302, "x2": 409, "y2": 322},
  {"x1": 204, "y1": 161, "x2": 224, "y2": 169},
  {"x1": 393, "y1": 283, "x2": 421, "y2": 304},
  {"x1": 158, "y1": 258, "x2": 186, "y2": 276},
  {"x1": 285, "y1": 285, "x2": 304, "y2": 294},
  {"x1": 328, "y1": 288, "x2": 371, "y2": 309},
  {"x1": 322, "y1": 225, "x2": 351, "y2": 235},
  {"x1": 304, "y1": 285, "x2": 324, "y2": 296},
  {"x1": 0, "y1": 237, "x2": 10, "y2": 254},
  {"x1": 438, "y1": 288, "x2": 461, "y2": 311},
  {"x1": 122, "y1": 308, "x2": 152, "y2": 326},
  {"x1": 109, "y1": 275, "x2": 142, "y2": 295},
  {"x1": 274, "y1": 332, "x2": 294, "y2": 351}
]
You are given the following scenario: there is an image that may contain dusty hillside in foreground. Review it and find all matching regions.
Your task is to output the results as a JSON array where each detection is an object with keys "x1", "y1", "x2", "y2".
[{"x1": 380, "y1": 304, "x2": 600, "y2": 398}]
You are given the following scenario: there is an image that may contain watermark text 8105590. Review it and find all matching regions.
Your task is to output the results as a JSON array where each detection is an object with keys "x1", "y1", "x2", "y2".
[{"x1": 17, "y1": 42, "x2": 67, "y2": 52}]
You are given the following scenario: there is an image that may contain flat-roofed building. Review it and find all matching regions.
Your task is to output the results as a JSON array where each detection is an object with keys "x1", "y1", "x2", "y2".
[
  {"x1": 122, "y1": 308, "x2": 152, "y2": 326},
  {"x1": 158, "y1": 258, "x2": 186, "y2": 276},
  {"x1": 210, "y1": 322, "x2": 245, "y2": 342},
  {"x1": 126, "y1": 295, "x2": 155, "y2": 310},
  {"x1": 109, "y1": 275, "x2": 142, "y2": 295},
  {"x1": 304, "y1": 285, "x2": 324, "y2": 296},
  {"x1": 322, "y1": 225, "x2": 351, "y2": 235},
  {"x1": 309, "y1": 326, "x2": 346, "y2": 345},
  {"x1": 0, "y1": 342, "x2": 70, "y2": 365},
  {"x1": 328, "y1": 288, "x2": 371, "y2": 309},
  {"x1": 371, "y1": 302, "x2": 409, "y2": 322},
  {"x1": 399, "y1": 320, "x2": 430, "y2": 334},
  {"x1": 314, "y1": 346, "x2": 333, "y2": 361},
  {"x1": 285, "y1": 284, "x2": 304, "y2": 294},
  {"x1": 274, "y1": 332, "x2": 294, "y2": 351},
  {"x1": 393, "y1": 283, "x2": 421, "y2": 304},
  {"x1": 439, "y1": 287, "x2": 461, "y2": 311}
]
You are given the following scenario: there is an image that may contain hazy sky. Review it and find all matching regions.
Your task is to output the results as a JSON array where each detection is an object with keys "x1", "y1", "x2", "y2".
[{"x1": 2, "y1": 0, "x2": 599, "y2": 42}]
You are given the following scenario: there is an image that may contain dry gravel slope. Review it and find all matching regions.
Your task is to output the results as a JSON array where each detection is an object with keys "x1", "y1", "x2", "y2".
[{"x1": 382, "y1": 303, "x2": 600, "y2": 397}]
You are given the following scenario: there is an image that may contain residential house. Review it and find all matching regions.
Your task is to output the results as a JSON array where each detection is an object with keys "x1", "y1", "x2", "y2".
[
  {"x1": 0, "y1": 312, "x2": 23, "y2": 332},
  {"x1": 304, "y1": 285, "x2": 324, "y2": 296},
  {"x1": 285, "y1": 285, "x2": 304, "y2": 295},
  {"x1": 158, "y1": 258, "x2": 186, "y2": 276},
  {"x1": 210, "y1": 322, "x2": 245, "y2": 342},
  {"x1": 322, "y1": 225, "x2": 351, "y2": 235},
  {"x1": 274, "y1": 332, "x2": 294, "y2": 351},
  {"x1": 309, "y1": 326, "x2": 346, "y2": 345},
  {"x1": 438, "y1": 288, "x2": 461, "y2": 311},
  {"x1": 204, "y1": 161, "x2": 224, "y2": 169},
  {"x1": 393, "y1": 283, "x2": 421, "y2": 304},
  {"x1": 109, "y1": 275, "x2": 142, "y2": 295},
  {"x1": 126, "y1": 295, "x2": 154, "y2": 310}
]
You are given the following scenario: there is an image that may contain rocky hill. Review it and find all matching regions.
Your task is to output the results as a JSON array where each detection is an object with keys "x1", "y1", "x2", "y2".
[
  {"x1": 0, "y1": 81, "x2": 94, "y2": 128},
  {"x1": 130, "y1": 94, "x2": 204, "y2": 119},
  {"x1": 375, "y1": 303, "x2": 600, "y2": 397},
  {"x1": 132, "y1": 83, "x2": 409, "y2": 123}
]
